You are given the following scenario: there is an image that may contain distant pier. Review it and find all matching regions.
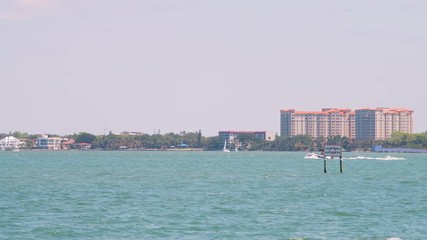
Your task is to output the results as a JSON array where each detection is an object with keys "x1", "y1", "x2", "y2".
[{"x1": 372, "y1": 145, "x2": 427, "y2": 153}]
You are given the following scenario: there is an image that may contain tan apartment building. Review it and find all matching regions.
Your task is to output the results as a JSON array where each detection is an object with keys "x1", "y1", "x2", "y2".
[
  {"x1": 281, "y1": 107, "x2": 413, "y2": 140},
  {"x1": 280, "y1": 108, "x2": 355, "y2": 139},
  {"x1": 355, "y1": 108, "x2": 413, "y2": 140}
]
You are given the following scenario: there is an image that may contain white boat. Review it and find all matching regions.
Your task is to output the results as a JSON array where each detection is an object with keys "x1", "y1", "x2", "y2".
[
  {"x1": 305, "y1": 152, "x2": 322, "y2": 159},
  {"x1": 304, "y1": 152, "x2": 331, "y2": 159},
  {"x1": 223, "y1": 140, "x2": 230, "y2": 152}
]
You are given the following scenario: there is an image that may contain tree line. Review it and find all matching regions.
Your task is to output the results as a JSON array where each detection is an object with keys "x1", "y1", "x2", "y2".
[{"x1": 2, "y1": 131, "x2": 427, "y2": 151}]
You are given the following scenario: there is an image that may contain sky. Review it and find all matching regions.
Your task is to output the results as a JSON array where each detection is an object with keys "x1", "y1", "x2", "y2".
[{"x1": 1, "y1": 0, "x2": 426, "y2": 136}]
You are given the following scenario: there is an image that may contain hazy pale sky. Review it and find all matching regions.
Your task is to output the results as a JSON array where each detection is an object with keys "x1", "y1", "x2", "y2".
[{"x1": 1, "y1": 0, "x2": 426, "y2": 136}]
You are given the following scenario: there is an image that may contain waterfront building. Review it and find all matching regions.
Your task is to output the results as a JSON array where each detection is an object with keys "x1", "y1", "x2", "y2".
[
  {"x1": 281, "y1": 107, "x2": 413, "y2": 140},
  {"x1": 74, "y1": 142, "x2": 92, "y2": 150},
  {"x1": 61, "y1": 139, "x2": 76, "y2": 150},
  {"x1": 280, "y1": 108, "x2": 354, "y2": 139},
  {"x1": 0, "y1": 136, "x2": 22, "y2": 150},
  {"x1": 36, "y1": 135, "x2": 61, "y2": 150},
  {"x1": 355, "y1": 108, "x2": 413, "y2": 140}
]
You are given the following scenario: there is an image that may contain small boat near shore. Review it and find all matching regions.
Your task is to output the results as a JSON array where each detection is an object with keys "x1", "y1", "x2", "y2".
[
  {"x1": 305, "y1": 152, "x2": 323, "y2": 159},
  {"x1": 304, "y1": 152, "x2": 331, "y2": 159},
  {"x1": 223, "y1": 140, "x2": 230, "y2": 152}
]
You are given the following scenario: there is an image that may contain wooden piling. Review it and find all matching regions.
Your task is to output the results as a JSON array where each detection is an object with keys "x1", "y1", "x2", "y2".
[{"x1": 324, "y1": 158, "x2": 327, "y2": 173}]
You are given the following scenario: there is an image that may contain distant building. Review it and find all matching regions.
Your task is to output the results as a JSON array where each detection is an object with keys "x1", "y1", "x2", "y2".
[
  {"x1": 218, "y1": 131, "x2": 276, "y2": 143},
  {"x1": 61, "y1": 139, "x2": 76, "y2": 150},
  {"x1": 74, "y1": 142, "x2": 92, "y2": 150},
  {"x1": 0, "y1": 136, "x2": 22, "y2": 150},
  {"x1": 355, "y1": 108, "x2": 413, "y2": 140},
  {"x1": 280, "y1": 108, "x2": 354, "y2": 139},
  {"x1": 280, "y1": 107, "x2": 413, "y2": 140},
  {"x1": 372, "y1": 145, "x2": 427, "y2": 153},
  {"x1": 120, "y1": 131, "x2": 145, "y2": 136},
  {"x1": 36, "y1": 135, "x2": 61, "y2": 150}
]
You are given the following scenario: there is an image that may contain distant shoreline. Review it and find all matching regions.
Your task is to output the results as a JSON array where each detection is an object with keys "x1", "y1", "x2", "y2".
[
  {"x1": 1, "y1": 148, "x2": 205, "y2": 152},
  {"x1": 4, "y1": 149, "x2": 424, "y2": 154}
]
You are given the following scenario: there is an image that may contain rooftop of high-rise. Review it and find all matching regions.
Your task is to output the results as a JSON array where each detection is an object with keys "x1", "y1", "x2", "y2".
[
  {"x1": 282, "y1": 107, "x2": 413, "y2": 115},
  {"x1": 281, "y1": 108, "x2": 354, "y2": 115}
]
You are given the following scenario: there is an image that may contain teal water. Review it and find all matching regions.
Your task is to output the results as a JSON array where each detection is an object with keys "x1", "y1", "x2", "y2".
[{"x1": 1, "y1": 151, "x2": 426, "y2": 239}]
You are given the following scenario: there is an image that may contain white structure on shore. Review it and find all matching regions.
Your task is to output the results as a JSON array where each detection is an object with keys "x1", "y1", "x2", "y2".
[
  {"x1": 0, "y1": 136, "x2": 22, "y2": 150},
  {"x1": 36, "y1": 135, "x2": 61, "y2": 150}
]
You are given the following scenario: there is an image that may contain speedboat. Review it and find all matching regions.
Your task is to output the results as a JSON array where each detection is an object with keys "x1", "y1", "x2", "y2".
[
  {"x1": 304, "y1": 152, "x2": 332, "y2": 159},
  {"x1": 304, "y1": 152, "x2": 324, "y2": 159}
]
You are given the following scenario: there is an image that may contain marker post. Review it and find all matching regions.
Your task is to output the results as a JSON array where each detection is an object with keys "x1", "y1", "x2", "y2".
[
  {"x1": 324, "y1": 158, "x2": 327, "y2": 173},
  {"x1": 322, "y1": 145, "x2": 343, "y2": 173}
]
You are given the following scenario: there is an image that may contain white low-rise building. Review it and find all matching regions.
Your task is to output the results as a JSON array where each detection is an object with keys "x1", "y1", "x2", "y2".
[
  {"x1": 36, "y1": 136, "x2": 61, "y2": 150},
  {"x1": 0, "y1": 136, "x2": 22, "y2": 150}
]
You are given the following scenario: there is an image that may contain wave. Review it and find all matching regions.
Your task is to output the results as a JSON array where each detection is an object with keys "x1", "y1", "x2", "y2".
[
  {"x1": 343, "y1": 156, "x2": 406, "y2": 161},
  {"x1": 304, "y1": 155, "x2": 332, "y2": 160},
  {"x1": 304, "y1": 154, "x2": 406, "y2": 161}
]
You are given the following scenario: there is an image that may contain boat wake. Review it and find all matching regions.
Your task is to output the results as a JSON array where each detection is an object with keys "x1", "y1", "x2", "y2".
[
  {"x1": 304, "y1": 153, "x2": 406, "y2": 161},
  {"x1": 343, "y1": 156, "x2": 406, "y2": 161},
  {"x1": 304, "y1": 154, "x2": 332, "y2": 159},
  {"x1": 304, "y1": 155, "x2": 322, "y2": 159}
]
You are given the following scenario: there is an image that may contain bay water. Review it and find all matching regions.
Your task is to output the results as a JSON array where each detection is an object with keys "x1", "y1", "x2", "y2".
[{"x1": 1, "y1": 151, "x2": 426, "y2": 239}]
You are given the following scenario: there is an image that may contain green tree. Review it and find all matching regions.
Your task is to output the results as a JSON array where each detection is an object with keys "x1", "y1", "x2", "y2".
[
  {"x1": 197, "y1": 130, "x2": 202, "y2": 148},
  {"x1": 12, "y1": 131, "x2": 29, "y2": 139},
  {"x1": 388, "y1": 132, "x2": 408, "y2": 147},
  {"x1": 75, "y1": 132, "x2": 96, "y2": 144},
  {"x1": 206, "y1": 136, "x2": 222, "y2": 150}
]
